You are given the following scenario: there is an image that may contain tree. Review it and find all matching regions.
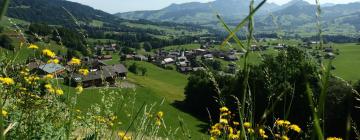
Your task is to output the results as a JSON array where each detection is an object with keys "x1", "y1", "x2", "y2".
[
  {"x1": 143, "y1": 42, "x2": 152, "y2": 52},
  {"x1": 128, "y1": 63, "x2": 138, "y2": 74},
  {"x1": 0, "y1": 35, "x2": 14, "y2": 50}
]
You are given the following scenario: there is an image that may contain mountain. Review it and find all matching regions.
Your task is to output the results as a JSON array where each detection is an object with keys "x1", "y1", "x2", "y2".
[
  {"x1": 5, "y1": 0, "x2": 121, "y2": 26},
  {"x1": 117, "y1": 0, "x2": 279, "y2": 24},
  {"x1": 116, "y1": 0, "x2": 360, "y2": 34}
]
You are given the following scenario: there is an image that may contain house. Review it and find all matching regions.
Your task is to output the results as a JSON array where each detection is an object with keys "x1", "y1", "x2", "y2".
[
  {"x1": 162, "y1": 58, "x2": 175, "y2": 64},
  {"x1": 68, "y1": 69, "x2": 117, "y2": 87},
  {"x1": 178, "y1": 66, "x2": 193, "y2": 73},
  {"x1": 83, "y1": 57, "x2": 107, "y2": 70},
  {"x1": 33, "y1": 63, "x2": 66, "y2": 75},
  {"x1": 102, "y1": 64, "x2": 128, "y2": 79},
  {"x1": 67, "y1": 64, "x2": 127, "y2": 87},
  {"x1": 202, "y1": 54, "x2": 214, "y2": 60},
  {"x1": 134, "y1": 55, "x2": 148, "y2": 61},
  {"x1": 27, "y1": 60, "x2": 45, "y2": 71}
]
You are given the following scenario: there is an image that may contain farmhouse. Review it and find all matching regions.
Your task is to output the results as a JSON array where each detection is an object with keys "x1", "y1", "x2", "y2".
[
  {"x1": 134, "y1": 55, "x2": 148, "y2": 61},
  {"x1": 102, "y1": 64, "x2": 128, "y2": 79},
  {"x1": 27, "y1": 60, "x2": 45, "y2": 71},
  {"x1": 67, "y1": 64, "x2": 127, "y2": 87}
]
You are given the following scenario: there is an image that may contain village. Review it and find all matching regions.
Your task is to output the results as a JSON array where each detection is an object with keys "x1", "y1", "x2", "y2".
[{"x1": 24, "y1": 39, "x2": 339, "y2": 89}]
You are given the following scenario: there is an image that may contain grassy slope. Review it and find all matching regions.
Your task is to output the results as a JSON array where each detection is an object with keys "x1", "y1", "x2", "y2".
[{"x1": 75, "y1": 57, "x2": 207, "y2": 138}]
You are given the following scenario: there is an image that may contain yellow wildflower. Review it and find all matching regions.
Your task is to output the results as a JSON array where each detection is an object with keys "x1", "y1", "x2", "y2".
[
  {"x1": 229, "y1": 132, "x2": 240, "y2": 140},
  {"x1": 2, "y1": 110, "x2": 8, "y2": 117},
  {"x1": 78, "y1": 69, "x2": 89, "y2": 76},
  {"x1": 155, "y1": 119, "x2": 161, "y2": 126},
  {"x1": 220, "y1": 106, "x2": 229, "y2": 112},
  {"x1": 0, "y1": 77, "x2": 15, "y2": 85},
  {"x1": 281, "y1": 136, "x2": 289, "y2": 140},
  {"x1": 283, "y1": 120, "x2": 291, "y2": 125},
  {"x1": 118, "y1": 131, "x2": 126, "y2": 138},
  {"x1": 220, "y1": 118, "x2": 228, "y2": 124},
  {"x1": 289, "y1": 124, "x2": 301, "y2": 133},
  {"x1": 68, "y1": 57, "x2": 81, "y2": 65},
  {"x1": 45, "y1": 84, "x2": 52, "y2": 89},
  {"x1": 55, "y1": 89, "x2": 64, "y2": 95},
  {"x1": 157, "y1": 111, "x2": 164, "y2": 118},
  {"x1": 210, "y1": 136, "x2": 216, "y2": 140},
  {"x1": 247, "y1": 128, "x2": 254, "y2": 133},
  {"x1": 44, "y1": 74, "x2": 54, "y2": 79},
  {"x1": 42, "y1": 49, "x2": 56, "y2": 58},
  {"x1": 210, "y1": 128, "x2": 221, "y2": 136},
  {"x1": 233, "y1": 121, "x2": 240, "y2": 126},
  {"x1": 327, "y1": 137, "x2": 343, "y2": 140},
  {"x1": 243, "y1": 122, "x2": 251, "y2": 128},
  {"x1": 75, "y1": 85, "x2": 83, "y2": 94},
  {"x1": 28, "y1": 44, "x2": 39, "y2": 49},
  {"x1": 275, "y1": 120, "x2": 285, "y2": 126},
  {"x1": 47, "y1": 59, "x2": 60, "y2": 64},
  {"x1": 259, "y1": 128, "x2": 268, "y2": 138}
]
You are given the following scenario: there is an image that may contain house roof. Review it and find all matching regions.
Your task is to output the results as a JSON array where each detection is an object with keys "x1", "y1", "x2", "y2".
[
  {"x1": 102, "y1": 64, "x2": 128, "y2": 74},
  {"x1": 73, "y1": 69, "x2": 116, "y2": 82},
  {"x1": 27, "y1": 60, "x2": 45, "y2": 70},
  {"x1": 38, "y1": 63, "x2": 65, "y2": 74}
]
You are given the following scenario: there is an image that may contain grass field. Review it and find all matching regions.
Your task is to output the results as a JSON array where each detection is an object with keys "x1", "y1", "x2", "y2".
[{"x1": 332, "y1": 43, "x2": 360, "y2": 82}]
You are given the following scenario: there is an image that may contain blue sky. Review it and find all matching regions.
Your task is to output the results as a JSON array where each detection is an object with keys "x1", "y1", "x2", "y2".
[{"x1": 68, "y1": 0, "x2": 359, "y2": 13}]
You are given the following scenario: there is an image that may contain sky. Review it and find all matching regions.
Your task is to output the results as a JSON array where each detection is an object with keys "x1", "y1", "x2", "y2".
[{"x1": 68, "y1": 0, "x2": 360, "y2": 14}]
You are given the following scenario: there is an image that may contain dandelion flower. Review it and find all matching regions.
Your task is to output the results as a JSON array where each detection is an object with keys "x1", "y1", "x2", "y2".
[
  {"x1": 55, "y1": 89, "x2": 64, "y2": 95},
  {"x1": 47, "y1": 59, "x2": 59, "y2": 64},
  {"x1": 68, "y1": 57, "x2": 81, "y2": 65},
  {"x1": 75, "y1": 85, "x2": 83, "y2": 94},
  {"x1": 259, "y1": 128, "x2": 268, "y2": 138},
  {"x1": 220, "y1": 118, "x2": 228, "y2": 124},
  {"x1": 210, "y1": 128, "x2": 221, "y2": 136},
  {"x1": 44, "y1": 74, "x2": 54, "y2": 79},
  {"x1": 327, "y1": 137, "x2": 343, "y2": 140},
  {"x1": 118, "y1": 131, "x2": 126, "y2": 138},
  {"x1": 42, "y1": 49, "x2": 56, "y2": 58},
  {"x1": 28, "y1": 44, "x2": 39, "y2": 49},
  {"x1": 220, "y1": 106, "x2": 229, "y2": 112},
  {"x1": 289, "y1": 124, "x2": 301, "y2": 133},
  {"x1": 78, "y1": 69, "x2": 89, "y2": 76},
  {"x1": 243, "y1": 122, "x2": 251, "y2": 128},
  {"x1": 155, "y1": 119, "x2": 161, "y2": 126},
  {"x1": 0, "y1": 77, "x2": 15, "y2": 85},
  {"x1": 157, "y1": 111, "x2": 164, "y2": 118},
  {"x1": 2, "y1": 110, "x2": 8, "y2": 117},
  {"x1": 281, "y1": 136, "x2": 289, "y2": 140}
]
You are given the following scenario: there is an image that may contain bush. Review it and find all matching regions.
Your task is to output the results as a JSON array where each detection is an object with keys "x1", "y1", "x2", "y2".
[{"x1": 128, "y1": 63, "x2": 138, "y2": 74}]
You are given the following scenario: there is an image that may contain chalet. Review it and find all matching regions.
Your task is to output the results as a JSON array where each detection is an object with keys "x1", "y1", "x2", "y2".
[
  {"x1": 194, "y1": 49, "x2": 207, "y2": 55},
  {"x1": 69, "y1": 69, "x2": 116, "y2": 87},
  {"x1": 33, "y1": 63, "x2": 66, "y2": 75},
  {"x1": 202, "y1": 54, "x2": 214, "y2": 60},
  {"x1": 95, "y1": 45, "x2": 116, "y2": 52},
  {"x1": 83, "y1": 57, "x2": 107, "y2": 70},
  {"x1": 178, "y1": 66, "x2": 193, "y2": 73},
  {"x1": 162, "y1": 58, "x2": 175, "y2": 64},
  {"x1": 68, "y1": 64, "x2": 127, "y2": 87},
  {"x1": 27, "y1": 60, "x2": 45, "y2": 71},
  {"x1": 134, "y1": 55, "x2": 148, "y2": 61},
  {"x1": 102, "y1": 64, "x2": 128, "y2": 79}
]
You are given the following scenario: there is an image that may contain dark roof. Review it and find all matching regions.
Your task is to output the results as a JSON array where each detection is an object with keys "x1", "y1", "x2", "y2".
[
  {"x1": 73, "y1": 69, "x2": 116, "y2": 82},
  {"x1": 27, "y1": 60, "x2": 45, "y2": 70},
  {"x1": 102, "y1": 64, "x2": 127, "y2": 74}
]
